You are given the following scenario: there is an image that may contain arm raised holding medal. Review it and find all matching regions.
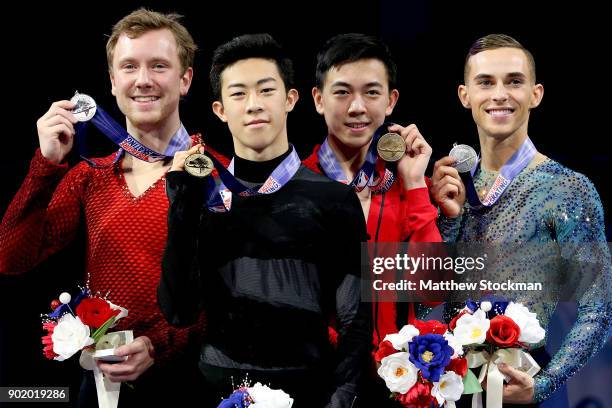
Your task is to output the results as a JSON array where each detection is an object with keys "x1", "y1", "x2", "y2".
[
  {"x1": 0, "y1": 8, "x2": 229, "y2": 406},
  {"x1": 387, "y1": 123, "x2": 432, "y2": 190},
  {"x1": 431, "y1": 156, "x2": 466, "y2": 219},
  {"x1": 36, "y1": 100, "x2": 78, "y2": 165}
]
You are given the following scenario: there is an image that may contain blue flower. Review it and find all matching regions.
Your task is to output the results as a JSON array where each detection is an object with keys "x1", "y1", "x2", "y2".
[
  {"x1": 408, "y1": 334, "x2": 454, "y2": 382},
  {"x1": 217, "y1": 389, "x2": 250, "y2": 408}
]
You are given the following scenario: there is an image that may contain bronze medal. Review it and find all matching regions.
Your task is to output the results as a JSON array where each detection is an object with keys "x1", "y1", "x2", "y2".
[{"x1": 377, "y1": 132, "x2": 406, "y2": 162}]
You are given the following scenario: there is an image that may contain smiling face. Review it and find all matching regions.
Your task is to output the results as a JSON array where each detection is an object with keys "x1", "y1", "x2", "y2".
[
  {"x1": 212, "y1": 58, "x2": 298, "y2": 161},
  {"x1": 110, "y1": 28, "x2": 192, "y2": 135},
  {"x1": 459, "y1": 47, "x2": 543, "y2": 143},
  {"x1": 313, "y1": 58, "x2": 398, "y2": 152}
]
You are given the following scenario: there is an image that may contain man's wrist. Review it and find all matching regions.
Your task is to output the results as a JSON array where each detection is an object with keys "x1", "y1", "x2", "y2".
[{"x1": 402, "y1": 178, "x2": 427, "y2": 190}]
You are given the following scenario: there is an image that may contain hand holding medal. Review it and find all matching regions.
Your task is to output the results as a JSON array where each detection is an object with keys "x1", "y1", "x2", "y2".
[
  {"x1": 431, "y1": 148, "x2": 468, "y2": 218},
  {"x1": 387, "y1": 123, "x2": 432, "y2": 190},
  {"x1": 35, "y1": 92, "x2": 93, "y2": 164}
]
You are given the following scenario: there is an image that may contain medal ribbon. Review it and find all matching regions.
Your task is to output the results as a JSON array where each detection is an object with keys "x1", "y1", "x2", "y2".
[
  {"x1": 204, "y1": 145, "x2": 301, "y2": 212},
  {"x1": 75, "y1": 101, "x2": 190, "y2": 166},
  {"x1": 317, "y1": 122, "x2": 396, "y2": 194},
  {"x1": 461, "y1": 137, "x2": 537, "y2": 210}
]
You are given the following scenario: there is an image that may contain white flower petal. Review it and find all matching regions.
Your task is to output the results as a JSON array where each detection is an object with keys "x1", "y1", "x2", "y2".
[
  {"x1": 51, "y1": 315, "x2": 94, "y2": 361},
  {"x1": 383, "y1": 325, "x2": 419, "y2": 350},
  {"x1": 504, "y1": 302, "x2": 545, "y2": 344},
  {"x1": 377, "y1": 352, "x2": 418, "y2": 394},
  {"x1": 432, "y1": 372, "x2": 464, "y2": 403}
]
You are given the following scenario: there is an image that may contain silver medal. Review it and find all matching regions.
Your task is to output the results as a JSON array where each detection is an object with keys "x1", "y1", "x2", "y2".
[
  {"x1": 70, "y1": 91, "x2": 97, "y2": 122},
  {"x1": 449, "y1": 143, "x2": 478, "y2": 173}
]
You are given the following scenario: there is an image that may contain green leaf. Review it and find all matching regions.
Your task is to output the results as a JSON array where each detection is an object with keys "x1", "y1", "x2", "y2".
[
  {"x1": 462, "y1": 368, "x2": 483, "y2": 394},
  {"x1": 91, "y1": 317, "x2": 116, "y2": 343}
]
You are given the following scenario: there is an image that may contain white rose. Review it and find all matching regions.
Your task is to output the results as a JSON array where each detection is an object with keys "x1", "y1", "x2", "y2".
[
  {"x1": 504, "y1": 302, "x2": 545, "y2": 344},
  {"x1": 248, "y1": 383, "x2": 293, "y2": 408},
  {"x1": 432, "y1": 371, "x2": 464, "y2": 405},
  {"x1": 444, "y1": 331, "x2": 464, "y2": 357},
  {"x1": 377, "y1": 352, "x2": 418, "y2": 394},
  {"x1": 383, "y1": 324, "x2": 419, "y2": 351},
  {"x1": 52, "y1": 314, "x2": 94, "y2": 361},
  {"x1": 454, "y1": 309, "x2": 490, "y2": 346}
]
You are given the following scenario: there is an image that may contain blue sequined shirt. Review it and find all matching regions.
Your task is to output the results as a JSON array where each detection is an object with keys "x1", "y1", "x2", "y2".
[{"x1": 438, "y1": 158, "x2": 611, "y2": 402}]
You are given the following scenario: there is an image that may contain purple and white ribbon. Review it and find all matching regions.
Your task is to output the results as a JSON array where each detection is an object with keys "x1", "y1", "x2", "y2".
[
  {"x1": 317, "y1": 123, "x2": 396, "y2": 194},
  {"x1": 462, "y1": 137, "x2": 537, "y2": 210},
  {"x1": 76, "y1": 103, "x2": 190, "y2": 166},
  {"x1": 205, "y1": 146, "x2": 301, "y2": 212}
]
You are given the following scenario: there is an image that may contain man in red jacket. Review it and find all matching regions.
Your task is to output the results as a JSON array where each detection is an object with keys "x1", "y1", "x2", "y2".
[
  {"x1": 302, "y1": 33, "x2": 442, "y2": 405},
  {"x1": 0, "y1": 8, "x2": 227, "y2": 407}
]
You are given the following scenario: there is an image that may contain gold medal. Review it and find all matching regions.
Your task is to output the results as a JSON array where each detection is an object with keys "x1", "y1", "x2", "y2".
[{"x1": 184, "y1": 153, "x2": 214, "y2": 178}]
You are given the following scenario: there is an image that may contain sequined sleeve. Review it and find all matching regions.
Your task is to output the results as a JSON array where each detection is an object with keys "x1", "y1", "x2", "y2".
[
  {"x1": 533, "y1": 173, "x2": 612, "y2": 402},
  {"x1": 437, "y1": 212, "x2": 463, "y2": 243},
  {"x1": 0, "y1": 149, "x2": 86, "y2": 274}
]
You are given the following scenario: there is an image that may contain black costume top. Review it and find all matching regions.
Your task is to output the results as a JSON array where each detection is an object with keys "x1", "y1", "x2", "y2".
[{"x1": 158, "y1": 152, "x2": 372, "y2": 407}]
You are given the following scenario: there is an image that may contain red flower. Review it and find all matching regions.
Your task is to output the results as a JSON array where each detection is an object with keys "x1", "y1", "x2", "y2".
[
  {"x1": 446, "y1": 357, "x2": 468, "y2": 377},
  {"x1": 76, "y1": 298, "x2": 120, "y2": 328},
  {"x1": 41, "y1": 321, "x2": 58, "y2": 360},
  {"x1": 328, "y1": 327, "x2": 338, "y2": 347},
  {"x1": 396, "y1": 380, "x2": 435, "y2": 408},
  {"x1": 375, "y1": 340, "x2": 397, "y2": 363},
  {"x1": 414, "y1": 320, "x2": 447, "y2": 335},
  {"x1": 449, "y1": 310, "x2": 469, "y2": 330},
  {"x1": 486, "y1": 315, "x2": 520, "y2": 348}
]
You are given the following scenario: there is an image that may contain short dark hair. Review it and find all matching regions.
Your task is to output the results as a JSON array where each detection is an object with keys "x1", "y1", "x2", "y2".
[
  {"x1": 464, "y1": 34, "x2": 536, "y2": 83},
  {"x1": 315, "y1": 33, "x2": 397, "y2": 89},
  {"x1": 210, "y1": 33, "x2": 294, "y2": 100}
]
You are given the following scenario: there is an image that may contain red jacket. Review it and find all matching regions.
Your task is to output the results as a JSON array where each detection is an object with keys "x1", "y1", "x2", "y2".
[
  {"x1": 303, "y1": 145, "x2": 442, "y2": 347},
  {"x1": 0, "y1": 142, "x2": 229, "y2": 364}
]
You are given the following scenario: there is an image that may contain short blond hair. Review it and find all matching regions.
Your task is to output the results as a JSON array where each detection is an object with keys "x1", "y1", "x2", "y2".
[{"x1": 106, "y1": 8, "x2": 197, "y2": 74}]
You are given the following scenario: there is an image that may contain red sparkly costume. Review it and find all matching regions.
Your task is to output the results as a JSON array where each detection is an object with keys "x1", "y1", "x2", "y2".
[{"x1": 0, "y1": 146, "x2": 228, "y2": 364}]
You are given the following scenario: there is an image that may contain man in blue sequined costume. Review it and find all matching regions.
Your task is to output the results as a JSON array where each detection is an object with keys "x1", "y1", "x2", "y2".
[{"x1": 431, "y1": 34, "x2": 611, "y2": 405}]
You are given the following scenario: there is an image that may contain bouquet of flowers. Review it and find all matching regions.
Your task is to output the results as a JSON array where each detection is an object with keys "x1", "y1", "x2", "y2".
[
  {"x1": 41, "y1": 287, "x2": 128, "y2": 362},
  {"x1": 449, "y1": 300, "x2": 545, "y2": 408},
  {"x1": 217, "y1": 380, "x2": 293, "y2": 408},
  {"x1": 41, "y1": 287, "x2": 130, "y2": 408},
  {"x1": 375, "y1": 319, "x2": 479, "y2": 408}
]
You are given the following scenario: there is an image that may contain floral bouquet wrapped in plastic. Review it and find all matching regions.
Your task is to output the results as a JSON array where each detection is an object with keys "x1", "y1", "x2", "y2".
[
  {"x1": 217, "y1": 380, "x2": 293, "y2": 408},
  {"x1": 449, "y1": 300, "x2": 545, "y2": 408},
  {"x1": 41, "y1": 287, "x2": 130, "y2": 408},
  {"x1": 375, "y1": 319, "x2": 480, "y2": 408}
]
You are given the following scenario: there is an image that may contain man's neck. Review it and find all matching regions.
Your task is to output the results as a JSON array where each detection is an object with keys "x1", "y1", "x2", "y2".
[
  {"x1": 326, "y1": 134, "x2": 371, "y2": 180},
  {"x1": 233, "y1": 132, "x2": 289, "y2": 162},
  {"x1": 126, "y1": 119, "x2": 181, "y2": 155},
  {"x1": 478, "y1": 130, "x2": 528, "y2": 172},
  {"x1": 234, "y1": 147, "x2": 291, "y2": 183},
  {"x1": 123, "y1": 119, "x2": 180, "y2": 170}
]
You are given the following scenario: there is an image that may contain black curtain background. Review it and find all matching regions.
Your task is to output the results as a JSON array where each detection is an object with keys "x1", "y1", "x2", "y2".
[{"x1": 1, "y1": 1, "x2": 609, "y2": 406}]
